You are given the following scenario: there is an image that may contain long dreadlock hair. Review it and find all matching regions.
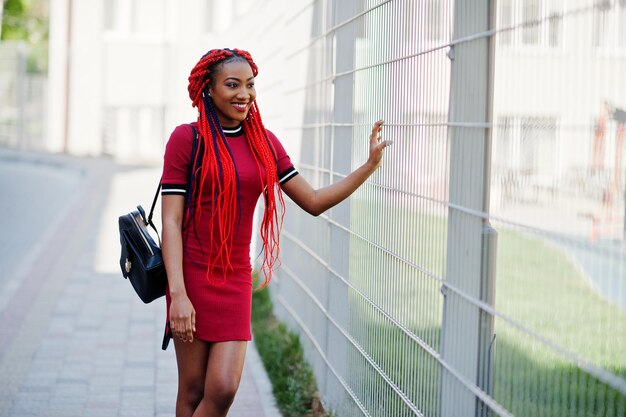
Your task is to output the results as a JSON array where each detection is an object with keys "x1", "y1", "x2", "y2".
[{"x1": 186, "y1": 48, "x2": 284, "y2": 286}]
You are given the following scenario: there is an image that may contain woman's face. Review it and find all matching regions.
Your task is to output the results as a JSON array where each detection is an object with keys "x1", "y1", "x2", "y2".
[{"x1": 209, "y1": 60, "x2": 256, "y2": 128}]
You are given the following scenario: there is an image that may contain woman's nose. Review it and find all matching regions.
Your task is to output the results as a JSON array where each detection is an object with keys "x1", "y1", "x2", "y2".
[{"x1": 237, "y1": 88, "x2": 251, "y2": 100}]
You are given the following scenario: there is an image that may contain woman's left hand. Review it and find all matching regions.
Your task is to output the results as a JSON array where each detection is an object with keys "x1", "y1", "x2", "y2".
[{"x1": 367, "y1": 119, "x2": 392, "y2": 170}]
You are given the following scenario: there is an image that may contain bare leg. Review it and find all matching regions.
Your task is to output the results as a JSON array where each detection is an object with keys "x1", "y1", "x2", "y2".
[
  {"x1": 173, "y1": 338, "x2": 211, "y2": 417},
  {"x1": 192, "y1": 341, "x2": 248, "y2": 417}
]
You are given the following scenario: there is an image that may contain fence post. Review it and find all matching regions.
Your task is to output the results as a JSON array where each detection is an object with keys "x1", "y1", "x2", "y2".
[
  {"x1": 326, "y1": 0, "x2": 357, "y2": 409},
  {"x1": 440, "y1": 0, "x2": 496, "y2": 416},
  {"x1": 477, "y1": 224, "x2": 497, "y2": 416}
]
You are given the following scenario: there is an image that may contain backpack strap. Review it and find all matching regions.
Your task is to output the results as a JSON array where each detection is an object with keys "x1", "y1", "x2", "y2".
[{"x1": 146, "y1": 124, "x2": 200, "y2": 245}]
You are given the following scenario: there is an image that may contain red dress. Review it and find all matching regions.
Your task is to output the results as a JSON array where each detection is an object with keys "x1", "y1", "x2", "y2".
[{"x1": 161, "y1": 122, "x2": 297, "y2": 344}]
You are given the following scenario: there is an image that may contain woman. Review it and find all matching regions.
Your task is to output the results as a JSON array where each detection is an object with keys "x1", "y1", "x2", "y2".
[{"x1": 161, "y1": 48, "x2": 391, "y2": 417}]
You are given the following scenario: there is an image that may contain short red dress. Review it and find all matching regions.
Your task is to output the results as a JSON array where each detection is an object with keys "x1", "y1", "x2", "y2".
[{"x1": 161, "y1": 122, "x2": 297, "y2": 345}]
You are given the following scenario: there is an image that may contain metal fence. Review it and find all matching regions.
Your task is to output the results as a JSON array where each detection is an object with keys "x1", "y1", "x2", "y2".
[
  {"x1": 0, "y1": 41, "x2": 47, "y2": 151},
  {"x1": 230, "y1": 0, "x2": 626, "y2": 415}
]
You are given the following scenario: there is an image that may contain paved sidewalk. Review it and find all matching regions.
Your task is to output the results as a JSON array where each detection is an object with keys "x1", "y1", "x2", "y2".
[{"x1": 0, "y1": 149, "x2": 280, "y2": 417}]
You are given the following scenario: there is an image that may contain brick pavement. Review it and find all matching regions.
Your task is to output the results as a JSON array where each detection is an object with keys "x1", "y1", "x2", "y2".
[{"x1": 0, "y1": 150, "x2": 281, "y2": 417}]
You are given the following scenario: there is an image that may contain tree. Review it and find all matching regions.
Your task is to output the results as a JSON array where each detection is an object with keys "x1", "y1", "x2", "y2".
[
  {"x1": 0, "y1": 0, "x2": 49, "y2": 73},
  {"x1": 2, "y1": 0, "x2": 28, "y2": 40},
  {"x1": 0, "y1": 1, "x2": 4, "y2": 37}
]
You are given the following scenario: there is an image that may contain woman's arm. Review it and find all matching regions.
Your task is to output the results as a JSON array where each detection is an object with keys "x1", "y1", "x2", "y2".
[
  {"x1": 162, "y1": 195, "x2": 196, "y2": 342},
  {"x1": 282, "y1": 120, "x2": 391, "y2": 216}
]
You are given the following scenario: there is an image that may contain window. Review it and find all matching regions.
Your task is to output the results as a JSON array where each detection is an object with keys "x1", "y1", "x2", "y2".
[
  {"x1": 494, "y1": 116, "x2": 558, "y2": 177},
  {"x1": 103, "y1": 106, "x2": 165, "y2": 159},
  {"x1": 493, "y1": 116, "x2": 559, "y2": 207},
  {"x1": 498, "y1": 0, "x2": 563, "y2": 48},
  {"x1": 104, "y1": 0, "x2": 137, "y2": 33},
  {"x1": 593, "y1": 0, "x2": 626, "y2": 50},
  {"x1": 522, "y1": 0, "x2": 541, "y2": 45},
  {"x1": 204, "y1": 0, "x2": 215, "y2": 33},
  {"x1": 104, "y1": 0, "x2": 165, "y2": 35},
  {"x1": 520, "y1": 117, "x2": 557, "y2": 176}
]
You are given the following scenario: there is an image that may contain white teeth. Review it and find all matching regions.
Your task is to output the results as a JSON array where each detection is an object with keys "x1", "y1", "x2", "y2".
[{"x1": 233, "y1": 103, "x2": 246, "y2": 108}]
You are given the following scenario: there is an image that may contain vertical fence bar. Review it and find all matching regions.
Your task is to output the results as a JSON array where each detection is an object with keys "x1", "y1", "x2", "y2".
[
  {"x1": 478, "y1": 224, "x2": 497, "y2": 416},
  {"x1": 478, "y1": 2, "x2": 498, "y2": 415},
  {"x1": 440, "y1": 0, "x2": 495, "y2": 416},
  {"x1": 326, "y1": 0, "x2": 357, "y2": 407}
]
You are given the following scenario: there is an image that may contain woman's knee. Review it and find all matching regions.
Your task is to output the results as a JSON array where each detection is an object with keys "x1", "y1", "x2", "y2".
[
  {"x1": 178, "y1": 375, "x2": 205, "y2": 407},
  {"x1": 205, "y1": 376, "x2": 240, "y2": 410},
  {"x1": 174, "y1": 338, "x2": 210, "y2": 409}
]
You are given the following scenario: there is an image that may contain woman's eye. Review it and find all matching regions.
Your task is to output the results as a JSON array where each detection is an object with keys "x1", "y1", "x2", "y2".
[
  {"x1": 248, "y1": 83, "x2": 255, "y2": 88},
  {"x1": 227, "y1": 83, "x2": 238, "y2": 88}
]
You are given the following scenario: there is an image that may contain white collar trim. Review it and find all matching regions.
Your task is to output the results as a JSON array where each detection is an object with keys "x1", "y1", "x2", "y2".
[{"x1": 222, "y1": 125, "x2": 243, "y2": 135}]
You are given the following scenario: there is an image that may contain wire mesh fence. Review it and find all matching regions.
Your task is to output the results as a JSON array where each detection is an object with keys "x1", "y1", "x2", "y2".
[
  {"x1": 0, "y1": 41, "x2": 47, "y2": 151},
  {"x1": 231, "y1": 0, "x2": 626, "y2": 415}
]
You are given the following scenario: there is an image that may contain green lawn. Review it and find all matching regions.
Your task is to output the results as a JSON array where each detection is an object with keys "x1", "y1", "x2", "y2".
[
  {"x1": 493, "y1": 228, "x2": 626, "y2": 416},
  {"x1": 345, "y1": 204, "x2": 626, "y2": 416}
]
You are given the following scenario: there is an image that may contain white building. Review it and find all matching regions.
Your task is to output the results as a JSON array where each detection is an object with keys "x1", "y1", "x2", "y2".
[{"x1": 47, "y1": 0, "x2": 254, "y2": 161}]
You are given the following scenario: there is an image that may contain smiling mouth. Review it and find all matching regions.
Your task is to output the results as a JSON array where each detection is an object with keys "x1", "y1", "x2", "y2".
[{"x1": 232, "y1": 103, "x2": 248, "y2": 112}]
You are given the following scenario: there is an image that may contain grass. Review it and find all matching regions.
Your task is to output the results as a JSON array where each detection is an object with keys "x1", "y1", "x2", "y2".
[
  {"x1": 346, "y1": 202, "x2": 446, "y2": 416},
  {"x1": 492, "y1": 228, "x2": 626, "y2": 416},
  {"x1": 344, "y1": 320, "x2": 442, "y2": 417},
  {"x1": 495, "y1": 228, "x2": 626, "y2": 366},
  {"x1": 268, "y1": 190, "x2": 625, "y2": 415},
  {"x1": 344, "y1": 199, "x2": 626, "y2": 416},
  {"x1": 251, "y1": 280, "x2": 330, "y2": 417}
]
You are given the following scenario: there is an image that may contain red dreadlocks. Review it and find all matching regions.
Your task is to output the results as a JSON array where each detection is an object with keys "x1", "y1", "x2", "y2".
[{"x1": 187, "y1": 48, "x2": 284, "y2": 286}]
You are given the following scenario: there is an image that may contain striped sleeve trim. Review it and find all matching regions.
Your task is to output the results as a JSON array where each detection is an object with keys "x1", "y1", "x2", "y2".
[
  {"x1": 161, "y1": 183, "x2": 187, "y2": 196},
  {"x1": 279, "y1": 167, "x2": 299, "y2": 185}
]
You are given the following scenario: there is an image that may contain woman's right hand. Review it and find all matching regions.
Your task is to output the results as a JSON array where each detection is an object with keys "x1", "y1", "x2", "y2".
[{"x1": 169, "y1": 294, "x2": 196, "y2": 343}]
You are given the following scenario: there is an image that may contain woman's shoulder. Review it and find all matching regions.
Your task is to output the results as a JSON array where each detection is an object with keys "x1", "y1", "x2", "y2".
[
  {"x1": 264, "y1": 128, "x2": 281, "y2": 145},
  {"x1": 167, "y1": 122, "x2": 196, "y2": 149},
  {"x1": 172, "y1": 122, "x2": 196, "y2": 136},
  {"x1": 263, "y1": 128, "x2": 292, "y2": 160}
]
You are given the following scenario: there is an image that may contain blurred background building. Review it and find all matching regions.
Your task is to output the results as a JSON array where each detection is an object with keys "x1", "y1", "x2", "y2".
[
  {"x1": 2, "y1": 0, "x2": 626, "y2": 416},
  {"x1": 46, "y1": 0, "x2": 259, "y2": 160}
]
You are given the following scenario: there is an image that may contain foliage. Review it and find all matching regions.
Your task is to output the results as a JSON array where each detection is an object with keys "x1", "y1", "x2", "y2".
[
  {"x1": 347, "y1": 209, "x2": 626, "y2": 415},
  {"x1": 491, "y1": 228, "x2": 626, "y2": 416},
  {"x1": 251, "y1": 282, "x2": 330, "y2": 417},
  {"x1": 1, "y1": 0, "x2": 49, "y2": 73},
  {"x1": 2, "y1": 0, "x2": 27, "y2": 40}
]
